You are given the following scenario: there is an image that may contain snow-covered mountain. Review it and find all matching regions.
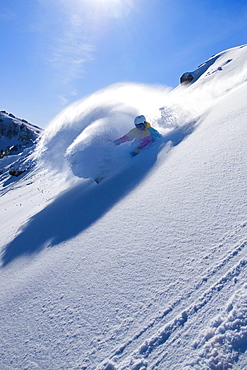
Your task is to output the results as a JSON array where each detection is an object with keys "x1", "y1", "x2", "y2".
[
  {"x1": 0, "y1": 111, "x2": 42, "y2": 178},
  {"x1": 0, "y1": 111, "x2": 42, "y2": 155},
  {"x1": 0, "y1": 44, "x2": 247, "y2": 370}
]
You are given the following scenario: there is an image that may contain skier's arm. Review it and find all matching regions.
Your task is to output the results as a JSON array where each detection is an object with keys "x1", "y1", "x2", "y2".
[
  {"x1": 114, "y1": 129, "x2": 135, "y2": 145},
  {"x1": 114, "y1": 135, "x2": 129, "y2": 145}
]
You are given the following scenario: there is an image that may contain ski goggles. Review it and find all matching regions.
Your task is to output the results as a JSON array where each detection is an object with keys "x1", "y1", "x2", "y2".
[{"x1": 135, "y1": 123, "x2": 145, "y2": 130}]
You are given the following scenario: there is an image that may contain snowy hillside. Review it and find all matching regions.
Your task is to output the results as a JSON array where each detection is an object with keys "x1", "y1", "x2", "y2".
[
  {"x1": 0, "y1": 111, "x2": 42, "y2": 179},
  {"x1": 0, "y1": 111, "x2": 42, "y2": 154},
  {"x1": 0, "y1": 45, "x2": 247, "y2": 370}
]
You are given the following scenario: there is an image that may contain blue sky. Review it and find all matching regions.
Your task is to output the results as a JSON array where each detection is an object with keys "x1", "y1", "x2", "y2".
[{"x1": 0, "y1": 0, "x2": 246, "y2": 127}]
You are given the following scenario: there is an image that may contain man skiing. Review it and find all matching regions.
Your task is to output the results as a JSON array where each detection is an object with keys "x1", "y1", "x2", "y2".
[
  {"x1": 95, "y1": 115, "x2": 161, "y2": 183},
  {"x1": 114, "y1": 115, "x2": 161, "y2": 156}
]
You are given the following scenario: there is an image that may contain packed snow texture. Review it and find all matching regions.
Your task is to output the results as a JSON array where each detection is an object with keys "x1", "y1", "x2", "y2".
[
  {"x1": 0, "y1": 45, "x2": 247, "y2": 370},
  {"x1": 188, "y1": 284, "x2": 247, "y2": 369}
]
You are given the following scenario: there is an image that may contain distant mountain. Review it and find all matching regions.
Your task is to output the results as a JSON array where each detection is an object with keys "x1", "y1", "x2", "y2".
[
  {"x1": 0, "y1": 111, "x2": 43, "y2": 177},
  {"x1": 0, "y1": 111, "x2": 42, "y2": 158}
]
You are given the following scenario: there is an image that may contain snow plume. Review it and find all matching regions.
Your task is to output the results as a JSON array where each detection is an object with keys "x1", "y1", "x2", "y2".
[{"x1": 35, "y1": 82, "x2": 171, "y2": 178}]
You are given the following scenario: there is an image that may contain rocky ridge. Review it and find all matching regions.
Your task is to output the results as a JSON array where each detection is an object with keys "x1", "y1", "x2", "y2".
[{"x1": 0, "y1": 111, "x2": 43, "y2": 179}]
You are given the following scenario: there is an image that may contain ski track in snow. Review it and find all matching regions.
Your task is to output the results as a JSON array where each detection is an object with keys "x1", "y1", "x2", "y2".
[{"x1": 92, "y1": 222, "x2": 247, "y2": 369}]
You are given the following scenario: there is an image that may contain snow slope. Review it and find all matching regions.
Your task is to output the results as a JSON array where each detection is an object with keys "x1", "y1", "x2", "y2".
[{"x1": 0, "y1": 45, "x2": 247, "y2": 370}]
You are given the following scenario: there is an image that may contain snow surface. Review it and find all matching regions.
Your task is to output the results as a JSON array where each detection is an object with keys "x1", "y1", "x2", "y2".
[{"x1": 0, "y1": 45, "x2": 247, "y2": 370}]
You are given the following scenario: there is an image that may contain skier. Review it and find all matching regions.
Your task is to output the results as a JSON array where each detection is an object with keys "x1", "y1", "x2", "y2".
[
  {"x1": 95, "y1": 115, "x2": 161, "y2": 183},
  {"x1": 114, "y1": 115, "x2": 161, "y2": 156}
]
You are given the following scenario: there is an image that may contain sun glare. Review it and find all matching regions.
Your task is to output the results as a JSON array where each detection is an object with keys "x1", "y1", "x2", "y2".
[
  {"x1": 97, "y1": 0, "x2": 121, "y2": 3},
  {"x1": 94, "y1": 0, "x2": 134, "y2": 18}
]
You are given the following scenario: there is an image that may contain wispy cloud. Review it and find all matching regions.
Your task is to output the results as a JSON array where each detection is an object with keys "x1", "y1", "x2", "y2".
[
  {"x1": 37, "y1": 0, "x2": 96, "y2": 89},
  {"x1": 50, "y1": 21, "x2": 95, "y2": 84},
  {"x1": 35, "y1": 0, "x2": 135, "y2": 106}
]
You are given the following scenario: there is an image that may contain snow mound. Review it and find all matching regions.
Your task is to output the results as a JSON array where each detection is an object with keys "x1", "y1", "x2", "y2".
[{"x1": 65, "y1": 118, "x2": 130, "y2": 180}]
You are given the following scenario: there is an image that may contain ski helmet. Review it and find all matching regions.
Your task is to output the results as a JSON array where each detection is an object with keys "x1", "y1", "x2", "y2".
[{"x1": 134, "y1": 115, "x2": 146, "y2": 125}]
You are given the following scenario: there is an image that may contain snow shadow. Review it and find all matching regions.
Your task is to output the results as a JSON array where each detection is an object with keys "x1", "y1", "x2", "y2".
[
  {"x1": 161, "y1": 121, "x2": 196, "y2": 147},
  {"x1": 2, "y1": 121, "x2": 196, "y2": 267}
]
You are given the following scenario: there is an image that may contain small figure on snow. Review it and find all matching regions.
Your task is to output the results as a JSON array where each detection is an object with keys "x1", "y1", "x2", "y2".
[
  {"x1": 114, "y1": 115, "x2": 161, "y2": 156},
  {"x1": 95, "y1": 115, "x2": 161, "y2": 184}
]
